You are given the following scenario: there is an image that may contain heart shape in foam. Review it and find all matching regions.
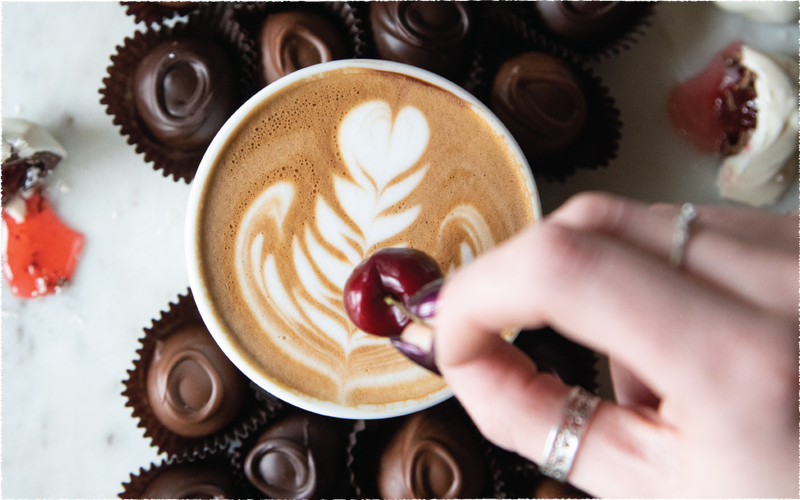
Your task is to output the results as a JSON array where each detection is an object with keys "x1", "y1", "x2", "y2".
[
  {"x1": 334, "y1": 102, "x2": 430, "y2": 251},
  {"x1": 338, "y1": 101, "x2": 430, "y2": 192}
]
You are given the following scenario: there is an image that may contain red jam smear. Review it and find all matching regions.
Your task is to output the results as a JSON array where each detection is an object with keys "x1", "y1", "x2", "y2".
[
  {"x1": 668, "y1": 40, "x2": 757, "y2": 155},
  {"x1": 2, "y1": 189, "x2": 85, "y2": 298}
]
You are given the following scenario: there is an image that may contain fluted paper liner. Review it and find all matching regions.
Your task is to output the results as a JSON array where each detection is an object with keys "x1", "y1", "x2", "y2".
[
  {"x1": 347, "y1": 398, "x2": 501, "y2": 499},
  {"x1": 467, "y1": 9, "x2": 622, "y2": 182},
  {"x1": 232, "y1": 1, "x2": 369, "y2": 90},
  {"x1": 119, "y1": 455, "x2": 239, "y2": 499},
  {"x1": 100, "y1": 3, "x2": 257, "y2": 183},
  {"x1": 522, "y1": 1, "x2": 656, "y2": 62},
  {"x1": 120, "y1": 1, "x2": 200, "y2": 27},
  {"x1": 230, "y1": 403, "x2": 357, "y2": 499},
  {"x1": 122, "y1": 290, "x2": 275, "y2": 462}
]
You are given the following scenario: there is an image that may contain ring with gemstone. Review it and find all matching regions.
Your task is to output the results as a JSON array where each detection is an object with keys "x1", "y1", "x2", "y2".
[{"x1": 669, "y1": 202, "x2": 697, "y2": 268}]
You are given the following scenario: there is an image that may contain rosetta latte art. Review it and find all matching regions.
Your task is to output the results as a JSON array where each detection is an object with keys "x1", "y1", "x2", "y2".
[{"x1": 234, "y1": 101, "x2": 494, "y2": 402}]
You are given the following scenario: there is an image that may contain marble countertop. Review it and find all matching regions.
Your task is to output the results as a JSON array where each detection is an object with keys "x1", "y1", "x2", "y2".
[{"x1": 1, "y1": 2, "x2": 797, "y2": 498}]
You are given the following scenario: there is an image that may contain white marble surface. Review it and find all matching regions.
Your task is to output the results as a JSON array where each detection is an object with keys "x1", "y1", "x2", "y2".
[{"x1": 1, "y1": 2, "x2": 797, "y2": 498}]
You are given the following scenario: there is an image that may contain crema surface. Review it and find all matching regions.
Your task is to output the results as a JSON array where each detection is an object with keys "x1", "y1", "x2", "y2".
[{"x1": 197, "y1": 67, "x2": 536, "y2": 407}]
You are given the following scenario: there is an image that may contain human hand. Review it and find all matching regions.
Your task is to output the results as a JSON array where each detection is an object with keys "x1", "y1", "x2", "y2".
[{"x1": 434, "y1": 192, "x2": 798, "y2": 498}]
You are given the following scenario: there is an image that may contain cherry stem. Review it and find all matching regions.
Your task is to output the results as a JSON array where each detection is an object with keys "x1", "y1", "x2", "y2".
[{"x1": 384, "y1": 296, "x2": 427, "y2": 325}]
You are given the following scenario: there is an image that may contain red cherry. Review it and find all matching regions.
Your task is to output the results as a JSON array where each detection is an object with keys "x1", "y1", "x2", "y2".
[{"x1": 343, "y1": 248, "x2": 443, "y2": 337}]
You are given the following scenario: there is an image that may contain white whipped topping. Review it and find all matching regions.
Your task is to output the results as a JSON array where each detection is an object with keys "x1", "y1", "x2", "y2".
[
  {"x1": 2, "y1": 118, "x2": 67, "y2": 162},
  {"x1": 4, "y1": 194, "x2": 28, "y2": 223},
  {"x1": 717, "y1": 45, "x2": 798, "y2": 206},
  {"x1": 715, "y1": 1, "x2": 799, "y2": 24}
]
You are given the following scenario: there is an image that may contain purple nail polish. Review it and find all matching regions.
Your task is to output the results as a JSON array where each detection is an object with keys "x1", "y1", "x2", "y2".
[{"x1": 391, "y1": 335, "x2": 440, "y2": 376}]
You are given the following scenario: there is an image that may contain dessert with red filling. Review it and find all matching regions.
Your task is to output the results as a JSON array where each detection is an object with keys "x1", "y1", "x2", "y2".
[
  {"x1": 1, "y1": 119, "x2": 84, "y2": 298},
  {"x1": 669, "y1": 41, "x2": 756, "y2": 156},
  {"x1": 669, "y1": 41, "x2": 798, "y2": 206}
]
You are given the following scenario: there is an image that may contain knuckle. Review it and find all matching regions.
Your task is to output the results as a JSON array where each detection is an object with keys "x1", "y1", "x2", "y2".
[
  {"x1": 558, "y1": 192, "x2": 633, "y2": 235},
  {"x1": 531, "y1": 224, "x2": 603, "y2": 285}
]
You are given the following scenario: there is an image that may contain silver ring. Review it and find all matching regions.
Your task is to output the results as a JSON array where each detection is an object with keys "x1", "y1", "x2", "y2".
[
  {"x1": 669, "y1": 203, "x2": 697, "y2": 268},
  {"x1": 539, "y1": 386, "x2": 600, "y2": 482}
]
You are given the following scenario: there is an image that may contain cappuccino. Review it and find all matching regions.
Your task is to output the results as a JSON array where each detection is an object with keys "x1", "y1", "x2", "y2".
[{"x1": 192, "y1": 63, "x2": 537, "y2": 413}]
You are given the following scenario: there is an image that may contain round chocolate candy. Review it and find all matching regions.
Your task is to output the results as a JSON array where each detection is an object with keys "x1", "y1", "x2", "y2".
[
  {"x1": 259, "y1": 11, "x2": 347, "y2": 85},
  {"x1": 133, "y1": 38, "x2": 237, "y2": 151},
  {"x1": 146, "y1": 322, "x2": 247, "y2": 437},
  {"x1": 243, "y1": 414, "x2": 343, "y2": 499},
  {"x1": 370, "y1": 1, "x2": 472, "y2": 79},
  {"x1": 534, "y1": 1, "x2": 633, "y2": 44},
  {"x1": 490, "y1": 52, "x2": 587, "y2": 156},
  {"x1": 140, "y1": 461, "x2": 238, "y2": 499},
  {"x1": 378, "y1": 405, "x2": 485, "y2": 499}
]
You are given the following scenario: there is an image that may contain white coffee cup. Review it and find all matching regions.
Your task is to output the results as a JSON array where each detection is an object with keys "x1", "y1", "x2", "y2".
[{"x1": 186, "y1": 59, "x2": 541, "y2": 419}]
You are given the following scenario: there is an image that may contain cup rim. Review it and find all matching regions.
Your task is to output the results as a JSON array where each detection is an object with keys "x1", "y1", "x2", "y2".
[{"x1": 186, "y1": 59, "x2": 541, "y2": 419}]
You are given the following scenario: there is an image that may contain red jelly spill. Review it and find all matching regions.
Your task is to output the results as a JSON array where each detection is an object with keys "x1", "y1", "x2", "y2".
[
  {"x1": 2, "y1": 189, "x2": 85, "y2": 298},
  {"x1": 668, "y1": 40, "x2": 757, "y2": 155}
]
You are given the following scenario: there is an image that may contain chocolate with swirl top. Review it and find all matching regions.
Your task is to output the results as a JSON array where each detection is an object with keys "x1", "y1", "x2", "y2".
[
  {"x1": 370, "y1": 1, "x2": 472, "y2": 79},
  {"x1": 378, "y1": 405, "x2": 485, "y2": 499},
  {"x1": 534, "y1": 1, "x2": 633, "y2": 44},
  {"x1": 146, "y1": 322, "x2": 247, "y2": 437},
  {"x1": 243, "y1": 414, "x2": 344, "y2": 499},
  {"x1": 139, "y1": 462, "x2": 238, "y2": 499},
  {"x1": 133, "y1": 39, "x2": 237, "y2": 151},
  {"x1": 259, "y1": 11, "x2": 347, "y2": 85},
  {"x1": 490, "y1": 52, "x2": 587, "y2": 156}
]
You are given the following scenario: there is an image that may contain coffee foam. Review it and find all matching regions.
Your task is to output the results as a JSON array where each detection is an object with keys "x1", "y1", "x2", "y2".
[{"x1": 198, "y1": 68, "x2": 535, "y2": 407}]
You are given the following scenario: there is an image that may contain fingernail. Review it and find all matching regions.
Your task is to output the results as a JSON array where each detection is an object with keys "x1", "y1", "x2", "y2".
[{"x1": 390, "y1": 321, "x2": 440, "y2": 376}]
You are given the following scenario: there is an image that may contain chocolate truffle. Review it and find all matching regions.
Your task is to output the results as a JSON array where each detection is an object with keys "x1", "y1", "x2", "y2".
[
  {"x1": 534, "y1": 1, "x2": 634, "y2": 44},
  {"x1": 491, "y1": 52, "x2": 587, "y2": 156},
  {"x1": 259, "y1": 11, "x2": 348, "y2": 85},
  {"x1": 370, "y1": 2, "x2": 472, "y2": 79},
  {"x1": 139, "y1": 461, "x2": 238, "y2": 499},
  {"x1": 146, "y1": 322, "x2": 247, "y2": 437},
  {"x1": 243, "y1": 414, "x2": 345, "y2": 499},
  {"x1": 133, "y1": 38, "x2": 237, "y2": 151},
  {"x1": 378, "y1": 405, "x2": 485, "y2": 499}
]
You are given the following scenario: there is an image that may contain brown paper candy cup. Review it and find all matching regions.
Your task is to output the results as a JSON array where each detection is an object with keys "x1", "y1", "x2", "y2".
[
  {"x1": 120, "y1": 1, "x2": 200, "y2": 27},
  {"x1": 122, "y1": 290, "x2": 274, "y2": 462},
  {"x1": 230, "y1": 404, "x2": 356, "y2": 499},
  {"x1": 521, "y1": 1, "x2": 656, "y2": 62},
  {"x1": 232, "y1": 1, "x2": 369, "y2": 90},
  {"x1": 348, "y1": 398, "x2": 501, "y2": 499},
  {"x1": 119, "y1": 455, "x2": 239, "y2": 499},
  {"x1": 468, "y1": 21, "x2": 622, "y2": 182},
  {"x1": 100, "y1": 3, "x2": 257, "y2": 183}
]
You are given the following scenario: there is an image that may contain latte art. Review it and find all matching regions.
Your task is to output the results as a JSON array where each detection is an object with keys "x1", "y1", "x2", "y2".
[
  {"x1": 197, "y1": 67, "x2": 536, "y2": 408},
  {"x1": 234, "y1": 100, "x2": 496, "y2": 398}
]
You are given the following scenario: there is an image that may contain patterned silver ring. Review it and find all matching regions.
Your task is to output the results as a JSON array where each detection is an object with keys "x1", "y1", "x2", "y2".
[
  {"x1": 669, "y1": 203, "x2": 697, "y2": 268},
  {"x1": 539, "y1": 386, "x2": 600, "y2": 482}
]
